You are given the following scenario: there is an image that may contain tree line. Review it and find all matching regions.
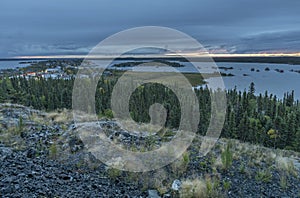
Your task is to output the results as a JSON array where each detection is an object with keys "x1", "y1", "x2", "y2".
[{"x1": 0, "y1": 76, "x2": 299, "y2": 152}]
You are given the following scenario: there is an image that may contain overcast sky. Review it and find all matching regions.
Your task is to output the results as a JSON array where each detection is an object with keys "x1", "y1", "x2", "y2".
[{"x1": 0, "y1": 0, "x2": 300, "y2": 58}]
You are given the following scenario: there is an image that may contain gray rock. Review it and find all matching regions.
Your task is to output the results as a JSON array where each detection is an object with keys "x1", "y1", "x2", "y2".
[
  {"x1": 291, "y1": 157, "x2": 300, "y2": 171},
  {"x1": 148, "y1": 189, "x2": 161, "y2": 198},
  {"x1": 0, "y1": 146, "x2": 12, "y2": 160}
]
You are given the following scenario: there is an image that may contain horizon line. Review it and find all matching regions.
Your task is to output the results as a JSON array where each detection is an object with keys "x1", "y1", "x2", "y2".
[{"x1": 2, "y1": 52, "x2": 300, "y2": 60}]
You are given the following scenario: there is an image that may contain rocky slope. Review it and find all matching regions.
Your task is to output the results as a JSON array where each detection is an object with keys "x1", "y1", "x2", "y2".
[{"x1": 0, "y1": 104, "x2": 299, "y2": 197}]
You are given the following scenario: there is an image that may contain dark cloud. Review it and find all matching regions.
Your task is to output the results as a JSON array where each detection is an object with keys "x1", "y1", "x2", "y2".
[
  {"x1": 234, "y1": 30, "x2": 300, "y2": 53},
  {"x1": 0, "y1": 0, "x2": 299, "y2": 57}
]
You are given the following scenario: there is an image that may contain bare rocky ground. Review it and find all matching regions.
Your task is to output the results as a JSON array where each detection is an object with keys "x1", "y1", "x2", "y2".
[{"x1": 0, "y1": 104, "x2": 299, "y2": 197}]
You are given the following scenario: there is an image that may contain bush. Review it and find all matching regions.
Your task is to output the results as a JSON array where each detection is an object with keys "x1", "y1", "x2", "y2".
[
  {"x1": 182, "y1": 152, "x2": 190, "y2": 167},
  {"x1": 99, "y1": 109, "x2": 114, "y2": 119},
  {"x1": 223, "y1": 180, "x2": 231, "y2": 192},
  {"x1": 221, "y1": 143, "x2": 233, "y2": 171},
  {"x1": 255, "y1": 169, "x2": 272, "y2": 183},
  {"x1": 171, "y1": 151, "x2": 190, "y2": 177},
  {"x1": 49, "y1": 143, "x2": 58, "y2": 159},
  {"x1": 107, "y1": 167, "x2": 121, "y2": 180},
  {"x1": 279, "y1": 173, "x2": 288, "y2": 190},
  {"x1": 18, "y1": 116, "x2": 24, "y2": 134},
  {"x1": 104, "y1": 109, "x2": 114, "y2": 119}
]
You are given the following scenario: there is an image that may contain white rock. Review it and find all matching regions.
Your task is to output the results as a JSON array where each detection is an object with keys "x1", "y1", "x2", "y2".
[{"x1": 171, "y1": 179, "x2": 182, "y2": 191}]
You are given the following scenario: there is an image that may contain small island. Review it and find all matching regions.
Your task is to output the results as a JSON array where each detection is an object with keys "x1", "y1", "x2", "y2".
[{"x1": 113, "y1": 60, "x2": 184, "y2": 68}]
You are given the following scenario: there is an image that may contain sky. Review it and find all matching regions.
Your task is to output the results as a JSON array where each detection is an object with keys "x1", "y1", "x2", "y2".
[{"x1": 0, "y1": 0, "x2": 300, "y2": 58}]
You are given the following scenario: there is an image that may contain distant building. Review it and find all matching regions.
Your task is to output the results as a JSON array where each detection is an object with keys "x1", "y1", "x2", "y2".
[
  {"x1": 42, "y1": 73, "x2": 62, "y2": 79},
  {"x1": 45, "y1": 66, "x2": 61, "y2": 73},
  {"x1": 26, "y1": 72, "x2": 37, "y2": 77}
]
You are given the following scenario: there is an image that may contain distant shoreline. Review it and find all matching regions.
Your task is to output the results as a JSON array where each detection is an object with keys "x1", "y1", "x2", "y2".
[{"x1": 1, "y1": 56, "x2": 300, "y2": 65}]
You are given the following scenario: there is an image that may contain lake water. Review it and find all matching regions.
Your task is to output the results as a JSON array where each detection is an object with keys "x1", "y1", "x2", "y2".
[
  {"x1": 0, "y1": 60, "x2": 35, "y2": 70},
  {"x1": 104, "y1": 60, "x2": 300, "y2": 99},
  {"x1": 211, "y1": 62, "x2": 300, "y2": 99}
]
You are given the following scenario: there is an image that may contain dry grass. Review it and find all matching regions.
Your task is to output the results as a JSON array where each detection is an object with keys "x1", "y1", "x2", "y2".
[
  {"x1": 276, "y1": 155, "x2": 298, "y2": 177},
  {"x1": 47, "y1": 109, "x2": 73, "y2": 123},
  {"x1": 179, "y1": 176, "x2": 223, "y2": 198},
  {"x1": 0, "y1": 128, "x2": 26, "y2": 150},
  {"x1": 30, "y1": 112, "x2": 47, "y2": 124},
  {"x1": 210, "y1": 138, "x2": 300, "y2": 177},
  {"x1": 117, "y1": 119, "x2": 162, "y2": 135},
  {"x1": 179, "y1": 179, "x2": 207, "y2": 198}
]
